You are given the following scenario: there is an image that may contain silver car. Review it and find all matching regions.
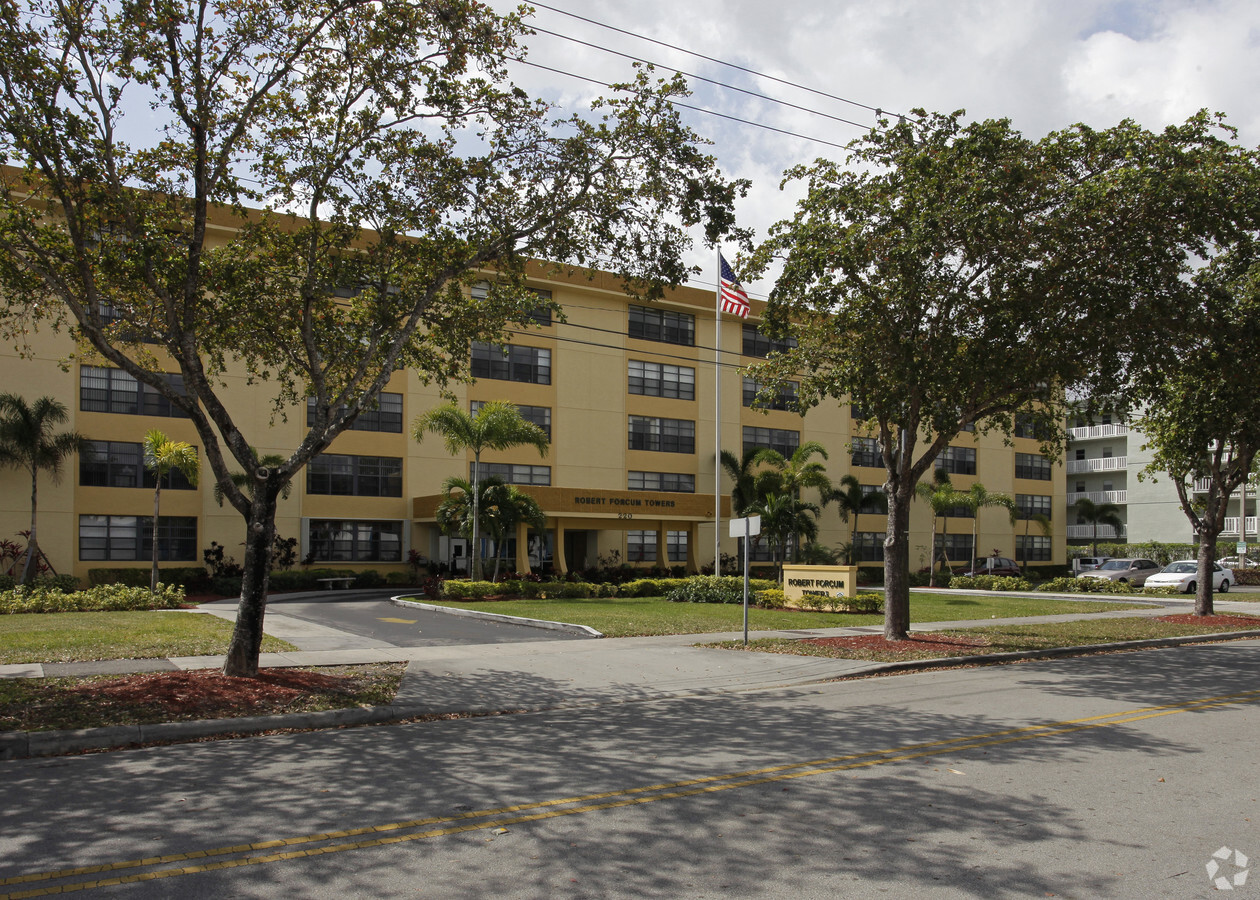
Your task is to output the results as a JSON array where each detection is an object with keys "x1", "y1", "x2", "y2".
[{"x1": 1078, "y1": 558, "x2": 1162, "y2": 586}]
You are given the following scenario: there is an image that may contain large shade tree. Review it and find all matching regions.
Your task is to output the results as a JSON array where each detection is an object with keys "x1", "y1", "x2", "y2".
[
  {"x1": 0, "y1": 0, "x2": 743, "y2": 675},
  {"x1": 0, "y1": 394, "x2": 88, "y2": 582},
  {"x1": 747, "y1": 110, "x2": 1248, "y2": 640}
]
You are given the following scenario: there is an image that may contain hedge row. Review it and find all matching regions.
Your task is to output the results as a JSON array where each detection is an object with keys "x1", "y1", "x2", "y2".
[
  {"x1": 1036, "y1": 577, "x2": 1179, "y2": 596},
  {"x1": 438, "y1": 576, "x2": 780, "y2": 602},
  {"x1": 947, "y1": 575, "x2": 1033, "y2": 592},
  {"x1": 0, "y1": 582, "x2": 186, "y2": 614}
]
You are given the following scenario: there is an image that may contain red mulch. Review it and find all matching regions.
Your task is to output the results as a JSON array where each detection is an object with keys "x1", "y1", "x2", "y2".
[
  {"x1": 1155, "y1": 614, "x2": 1260, "y2": 627},
  {"x1": 68, "y1": 669, "x2": 354, "y2": 718},
  {"x1": 802, "y1": 633, "x2": 991, "y2": 653}
]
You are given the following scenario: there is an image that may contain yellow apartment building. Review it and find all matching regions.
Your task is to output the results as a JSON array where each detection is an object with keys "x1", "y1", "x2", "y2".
[{"x1": 0, "y1": 255, "x2": 1067, "y2": 583}]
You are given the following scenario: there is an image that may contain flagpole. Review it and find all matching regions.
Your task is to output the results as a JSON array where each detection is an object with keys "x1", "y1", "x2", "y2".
[{"x1": 714, "y1": 246, "x2": 723, "y2": 575}]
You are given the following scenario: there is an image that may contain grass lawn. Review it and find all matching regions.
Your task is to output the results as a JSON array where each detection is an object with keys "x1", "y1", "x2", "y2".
[
  {"x1": 412, "y1": 593, "x2": 1156, "y2": 638},
  {"x1": 711, "y1": 615, "x2": 1260, "y2": 662},
  {"x1": 0, "y1": 611, "x2": 297, "y2": 664}
]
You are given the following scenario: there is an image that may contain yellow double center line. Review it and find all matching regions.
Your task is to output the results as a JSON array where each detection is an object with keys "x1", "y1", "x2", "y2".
[{"x1": 5, "y1": 687, "x2": 1259, "y2": 899}]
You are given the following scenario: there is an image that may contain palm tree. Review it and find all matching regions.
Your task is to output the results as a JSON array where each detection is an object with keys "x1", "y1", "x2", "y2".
[
  {"x1": 1019, "y1": 512, "x2": 1053, "y2": 576},
  {"x1": 749, "y1": 492, "x2": 819, "y2": 583},
  {"x1": 435, "y1": 475, "x2": 546, "y2": 579},
  {"x1": 963, "y1": 482, "x2": 1017, "y2": 570},
  {"x1": 413, "y1": 401, "x2": 549, "y2": 581},
  {"x1": 824, "y1": 474, "x2": 887, "y2": 565},
  {"x1": 0, "y1": 394, "x2": 90, "y2": 583},
  {"x1": 143, "y1": 429, "x2": 200, "y2": 592},
  {"x1": 1073, "y1": 497, "x2": 1124, "y2": 557},
  {"x1": 752, "y1": 441, "x2": 831, "y2": 562},
  {"x1": 719, "y1": 446, "x2": 767, "y2": 517},
  {"x1": 914, "y1": 469, "x2": 966, "y2": 587}
]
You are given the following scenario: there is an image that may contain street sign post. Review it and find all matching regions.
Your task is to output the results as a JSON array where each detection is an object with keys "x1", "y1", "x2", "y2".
[{"x1": 729, "y1": 515, "x2": 761, "y2": 645}]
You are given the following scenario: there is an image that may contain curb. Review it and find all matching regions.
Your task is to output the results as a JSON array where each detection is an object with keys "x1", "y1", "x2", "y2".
[
  {"x1": 4, "y1": 629, "x2": 1260, "y2": 761},
  {"x1": 390, "y1": 596, "x2": 603, "y2": 637}
]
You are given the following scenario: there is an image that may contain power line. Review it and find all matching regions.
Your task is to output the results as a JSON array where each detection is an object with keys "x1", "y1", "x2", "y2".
[{"x1": 526, "y1": 0, "x2": 917, "y2": 123}]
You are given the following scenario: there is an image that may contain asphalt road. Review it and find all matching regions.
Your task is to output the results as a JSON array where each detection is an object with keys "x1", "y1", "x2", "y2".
[{"x1": 3, "y1": 639, "x2": 1259, "y2": 898}]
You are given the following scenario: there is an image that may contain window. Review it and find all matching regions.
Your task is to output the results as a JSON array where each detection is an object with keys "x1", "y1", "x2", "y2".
[
  {"x1": 667, "y1": 530, "x2": 687, "y2": 563},
  {"x1": 471, "y1": 401, "x2": 551, "y2": 438},
  {"x1": 80, "y1": 441, "x2": 196, "y2": 490},
  {"x1": 308, "y1": 520, "x2": 403, "y2": 562},
  {"x1": 471, "y1": 342, "x2": 551, "y2": 384},
  {"x1": 855, "y1": 532, "x2": 886, "y2": 562},
  {"x1": 1014, "y1": 414, "x2": 1048, "y2": 440},
  {"x1": 473, "y1": 462, "x2": 551, "y2": 485},
  {"x1": 742, "y1": 377, "x2": 798, "y2": 411},
  {"x1": 79, "y1": 366, "x2": 189, "y2": 418},
  {"x1": 851, "y1": 436, "x2": 881, "y2": 468},
  {"x1": 1075, "y1": 449, "x2": 1086, "y2": 461},
  {"x1": 471, "y1": 282, "x2": 553, "y2": 327},
  {"x1": 742, "y1": 323, "x2": 796, "y2": 358},
  {"x1": 629, "y1": 417, "x2": 695, "y2": 454},
  {"x1": 306, "y1": 393, "x2": 403, "y2": 433},
  {"x1": 1016, "y1": 494, "x2": 1052, "y2": 520},
  {"x1": 78, "y1": 515, "x2": 197, "y2": 561},
  {"x1": 940, "y1": 504, "x2": 973, "y2": 519},
  {"x1": 1016, "y1": 535, "x2": 1052, "y2": 562},
  {"x1": 627, "y1": 530, "x2": 656, "y2": 562},
  {"x1": 937, "y1": 533, "x2": 974, "y2": 562},
  {"x1": 1016, "y1": 452, "x2": 1053, "y2": 481},
  {"x1": 307, "y1": 454, "x2": 402, "y2": 496},
  {"x1": 629, "y1": 360, "x2": 695, "y2": 400},
  {"x1": 1102, "y1": 447, "x2": 1113, "y2": 459},
  {"x1": 743, "y1": 426, "x2": 800, "y2": 457},
  {"x1": 629, "y1": 305, "x2": 694, "y2": 346},
  {"x1": 936, "y1": 446, "x2": 977, "y2": 475},
  {"x1": 628, "y1": 471, "x2": 695, "y2": 493}
]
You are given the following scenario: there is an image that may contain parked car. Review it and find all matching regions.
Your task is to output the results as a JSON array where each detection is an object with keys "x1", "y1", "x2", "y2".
[
  {"x1": 1078, "y1": 558, "x2": 1162, "y2": 586},
  {"x1": 1073, "y1": 556, "x2": 1111, "y2": 573},
  {"x1": 957, "y1": 556, "x2": 1022, "y2": 578},
  {"x1": 1144, "y1": 560, "x2": 1233, "y2": 594},
  {"x1": 1217, "y1": 556, "x2": 1259, "y2": 569}
]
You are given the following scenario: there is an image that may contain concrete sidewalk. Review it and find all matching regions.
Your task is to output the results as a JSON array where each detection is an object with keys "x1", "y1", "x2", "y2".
[{"x1": 4, "y1": 593, "x2": 1260, "y2": 759}]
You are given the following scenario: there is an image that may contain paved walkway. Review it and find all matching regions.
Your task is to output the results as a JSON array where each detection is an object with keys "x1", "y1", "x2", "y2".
[{"x1": 4, "y1": 591, "x2": 1260, "y2": 758}]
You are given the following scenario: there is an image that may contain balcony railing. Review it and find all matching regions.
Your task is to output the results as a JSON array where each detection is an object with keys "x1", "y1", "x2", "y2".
[
  {"x1": 1067, "y1": 524, "x2": 1123, "y2": 540},
  {"x1": 1068, "y1": 424, "x2": 1128, "y2": 441},
  {"x1": 1221, "y1": 517, "x2": 1260, "y2": 536},
  {"x1": 1066, "y1": 490, "x2": 1127, "y2": 506},
  {"x1": 1066, "y1": 456, "x2": 1127, "y2": 475}
]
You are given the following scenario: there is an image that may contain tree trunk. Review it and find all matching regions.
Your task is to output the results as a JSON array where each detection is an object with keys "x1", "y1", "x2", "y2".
[
  {"x1": 19, "y1": 465, "x2": 38, "y2": 584},
  {"x1": 883, "y1": 482, "x2": 913, "y2": 640},
  {"x1": 471, "y1": 455, "x2": 482, "y2": 581},
  {"x1": 222, "y1": 488, "x2": 279, "y2": 677},
  {"x1": 151, "y1": 482, "x2": 162, "y2": 593},
  {"x1": 1195, "y1": 527, "x2": 1218, "y2": 616}
]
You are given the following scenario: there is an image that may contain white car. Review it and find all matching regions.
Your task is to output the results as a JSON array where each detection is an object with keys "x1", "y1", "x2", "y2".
[
  {"x1": 1217, "y1": 556, "x2": 1258, "y2": 569},
  {"x1": 1144, "y1": 560, "x2": 1233, "y2": 594}
]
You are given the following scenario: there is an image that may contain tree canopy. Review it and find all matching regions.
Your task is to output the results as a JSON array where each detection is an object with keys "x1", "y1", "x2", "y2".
[
  {"x1": 746, "y1": 109, "x2": 1250, "y2": 639},
  {"x1": 0, "y1": 0, "x2": 744, "y2": 674}
]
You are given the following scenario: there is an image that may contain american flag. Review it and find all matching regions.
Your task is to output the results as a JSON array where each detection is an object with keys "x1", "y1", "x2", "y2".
[{"x1": 719, "y1": 253, "x2": 750, "y2": 318}]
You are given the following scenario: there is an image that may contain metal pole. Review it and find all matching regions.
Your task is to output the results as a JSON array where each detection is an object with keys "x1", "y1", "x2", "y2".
[
  {"x1": 743, "y1": 519, "x2": 750, "y2": 646},
  {"x1": 714, "y1": 248, "x2": 722, "y2": 575}
]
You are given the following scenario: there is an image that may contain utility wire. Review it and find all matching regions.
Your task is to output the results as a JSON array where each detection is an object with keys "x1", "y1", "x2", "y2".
[{"x1": 526, "y1": 0, "x2": 917, "y2": 122}]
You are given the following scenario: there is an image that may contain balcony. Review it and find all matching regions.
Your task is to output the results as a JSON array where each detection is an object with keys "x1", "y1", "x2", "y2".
[
  {"x1": 1068, "y1": 424, "x2": 1129, "y2": 441},
  {"x1": 1066, "y1": 490, "x2": 1127, "y2": 506},
  {"x1": 1067, "y1": 524, "x2": 1123, "y2": 540},
  {"x1": 1221, "y1": 517, "x2": 1260, "y2": 536},
  {"x1": 1066, "y1": 456, "x2": 1127, "y2": 475}
]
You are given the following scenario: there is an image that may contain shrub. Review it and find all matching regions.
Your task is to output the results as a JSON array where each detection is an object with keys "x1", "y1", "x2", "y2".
[
  {"x1": 665, "y1": 576, "x2": 744, "y2": 605},
  {"x1": 842, "y1": 592, "x2": 885, "y2": 613},
  {"x1": 212, "y1": 575, "x2": 243, "y2": 596},
  {"x1": 1233, "y1": 567, "x2": 1260, "y2": 586},
  {"x1": 1037, "y1": 577, "x2": 1139, "y2": 594},
  {"x1": 947, "y1": 575, "x2": 1032, "y2": 591},
  {"x1": 385, "y1": 571, "x2": 414, "y2": 587},
  {"x1": 0, "y1": 582, "x2": 185, "y2": 614},
  {"x1": 442, "y1": 580, "x2": 498, "y2": 600},
  {"x1": 352, "y1": 569, "x2": 385, "y2": 588},
  {"x1": 755, "y1": 588, "x2": 786, "y2": 609}
]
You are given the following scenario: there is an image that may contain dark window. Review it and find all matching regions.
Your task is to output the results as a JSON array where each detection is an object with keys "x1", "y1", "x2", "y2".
[
  {"x1": 629, "y1": 417, "x2": 695, "y2": 454},
  {"x1": 936, "y1": 446, "x2": 977, "y2": 475},
  {"x1": 742, "y1": 323, "x2": 796, "y2": 358},
  {"x1": 471, "y1": 402, "x2": 551, "y2": 438},
  {"x1": 78, "y1": 515, "x2": 196, "y2": 561},
  {"x1": 940, "y1": 504, "x2": 974, "y2": 519},
  {"x1": 473, "y1": 462, "x2": 551, "y2": 486},
  {"x1": 79, "y1": 366, "x2": 189, "y2": 418},
  {"x1": 1016, "y1": 535, "x2": 1052, "y2": 561},
  {"x1": 306, "y1": 393, "x2": 403, "y2": 433},
  {"x1": 308, "y1": 519, "x2": 403, "y2": 562},
  {"x1": 1014, "y1": 413, "x2": 1049, "y2": 440},
  {"x1": 80, "y1": 440, "x2": 195, "y2": 489},
  {"x1": 937, "y1": 533, "x2": 974, "y2": 562},
  {"x1": 851, "y1": 436, "x2": 881, "y2": 468},
  {"x1": 628, "y1": 471, "x2": 696, "y2": 492},
  {"x1": 629, "y1": 361, "x2": 695, "y2": 400},
  {"x1": 471, "y1": 342, "x2": 551, "y2": 384},
  {"x1": 472, "y1": 283, "x2": 553, "y2": 327},
  {"x1": 667, "y1": 530, "x2": 688, "y2": 563},
  {"x1": 742, "y1": 377, "x2": 798, "y2": 411},
  {"x1": 855, "y1": 532, "x2": 886, "y2": 562},
  {"x1": 1016, "y1": 452, "x2": 1053, "y2": 481},
  {"x1": 307, "y1": 454, "x2": 402, "y2": 497},
  {"x1": 629, "y1": 305, "x2": 694, "y2": 346},
  {"x1": 742, "y1": 426, "x2": 800, "y2": 458},
  {"x1": 627, "y1": 530, "x2": 656, "y2": 562},
  {"x1": 1016, "y1": 494, "x2": 1052, "y2": 519}
]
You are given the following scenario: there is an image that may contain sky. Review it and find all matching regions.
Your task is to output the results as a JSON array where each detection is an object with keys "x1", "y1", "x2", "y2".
[{"x1": 484, "y1": 0, "x2": 1260, "y2": 297}]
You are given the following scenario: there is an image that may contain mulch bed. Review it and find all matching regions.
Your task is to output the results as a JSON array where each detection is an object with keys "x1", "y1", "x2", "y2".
[
  {"x1": 802, "y1": 633, "x2": 991, "y2": 653},
  {"x1": 1154, "y1": 614, "x2": 1260, "y2": 627}
]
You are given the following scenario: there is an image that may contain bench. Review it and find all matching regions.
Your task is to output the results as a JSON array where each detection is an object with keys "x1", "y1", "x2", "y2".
[{"x1": 317, "y1": 577, "x2": 355, "y2": 590}]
